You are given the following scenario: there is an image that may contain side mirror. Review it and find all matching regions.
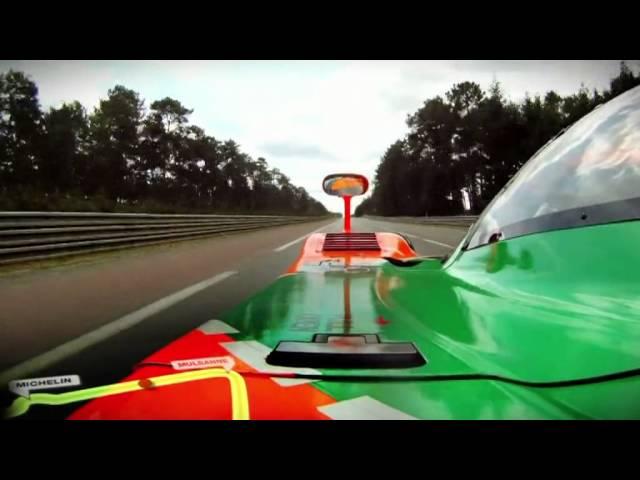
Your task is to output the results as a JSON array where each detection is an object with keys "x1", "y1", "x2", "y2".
[
  {"x1": 322, "y1": 174, "x2": 368, "y2": 198},
  {"x1": 322, "y1": 173, "x2": 369, "y2": 233}
]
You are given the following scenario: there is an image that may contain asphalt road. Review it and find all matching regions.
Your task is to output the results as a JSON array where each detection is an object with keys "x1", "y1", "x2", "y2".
[{"x1": 0, "y1": 217, "x2": 467, "y2": 418}]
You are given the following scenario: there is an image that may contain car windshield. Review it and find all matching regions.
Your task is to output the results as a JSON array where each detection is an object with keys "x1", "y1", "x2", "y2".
[{"x1": 466, "y1": 85, "x2": 640, "y2": 250}]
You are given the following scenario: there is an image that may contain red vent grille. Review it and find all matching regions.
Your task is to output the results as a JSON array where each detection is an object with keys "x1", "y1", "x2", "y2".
[{"x1": 322, "y1": 233, "x2": 380, "y2": 251}]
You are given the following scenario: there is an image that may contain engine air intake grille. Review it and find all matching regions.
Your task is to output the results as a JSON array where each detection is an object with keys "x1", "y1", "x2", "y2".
[{"x1": 322, "y1": 233, "x2": 380, "y2": 251}]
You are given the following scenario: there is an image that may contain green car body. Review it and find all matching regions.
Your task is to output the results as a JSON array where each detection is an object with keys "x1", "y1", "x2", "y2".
[{"x1": 216, "y1": 85, "x2": 640, "y2": 419}]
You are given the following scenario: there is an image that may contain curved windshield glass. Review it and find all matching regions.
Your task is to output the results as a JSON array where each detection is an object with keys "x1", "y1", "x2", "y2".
[{"x1": 466, "y1": 85, "x2": 640, "y2": 250}]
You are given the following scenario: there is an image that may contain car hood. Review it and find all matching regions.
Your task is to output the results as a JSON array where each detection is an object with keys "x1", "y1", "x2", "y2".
[{"x1": 52, "y1": 222, "x2": 640, "y2": 419}]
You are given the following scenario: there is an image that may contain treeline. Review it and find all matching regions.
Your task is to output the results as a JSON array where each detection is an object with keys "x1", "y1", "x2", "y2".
[
  {"x1": 0, "y1": 71, "x2": 327, "y2": 215},
  {"x1": 356, "y1": 62, "x2": 640, "y2": 217}
]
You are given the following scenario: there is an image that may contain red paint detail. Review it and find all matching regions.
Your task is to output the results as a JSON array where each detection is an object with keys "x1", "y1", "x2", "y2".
[
  {"x1": 343, "y1": 195, "x2": 352, "y2": 233},
  {"x1": 376, "y1": 316, "x2": 390, "y2": 326},
  {"x1": 69, "y1": 330, "x2": 336, "y2": 420}
]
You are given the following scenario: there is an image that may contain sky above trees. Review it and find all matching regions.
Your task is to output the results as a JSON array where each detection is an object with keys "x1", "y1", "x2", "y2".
[{"x1": 1, "y1": 60, "x2": 638, "y2": 212}]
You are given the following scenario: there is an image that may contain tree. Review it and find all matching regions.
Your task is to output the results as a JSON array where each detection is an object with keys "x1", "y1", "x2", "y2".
[
  {"x1": 359, "y1": 66, "x2": 640, "y2": 218},
  {"x1": 0, "y1": 70, "x2": 44, "y2": 190},
  {"x1": 149, "y1": 97, "x2": 193, "y2": 133},
  {"x1": 609, "y1": 61, "x2": 640, "y2": 99},
  {"x1": 0, "y1": 71, "x2": 328, "y2": 215},
  {"x1": 406, "y1": 96, "x2": 458, "y2": 215},
  {"x1": 140, "y1": 97, "x2": 194, "y2": 203},
  {"x1": 87, "y1": 85, "x2": 144, "y2": 201},
  {"x1": 475, "y1": 88, "x2": 525, "y2": 206},
  {"x1": 446, "y1": 81, "x2": 484, "y2": 117},
  {"x1": 41, "y1": 101, "x2": 89, "y2": 194},
  {"x1": 562, "y1": 84, "x2": 595, "y2": 125}
]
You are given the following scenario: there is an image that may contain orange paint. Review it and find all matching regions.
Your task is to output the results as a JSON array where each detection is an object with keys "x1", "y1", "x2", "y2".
[
  {"x1": 330, "y1": 177, "x2": 364, "y2": 191},
  {"x1": 286, "y1": 232, "x2": 418, "y2": 274},
  {"x1": 69, "y1": 330, "x2": 335, "y2": 420}
]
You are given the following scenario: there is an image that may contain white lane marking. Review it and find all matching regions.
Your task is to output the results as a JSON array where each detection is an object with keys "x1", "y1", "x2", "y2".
[
  {"x1": 220, "y1": 340, "x2": 320, "y2": 387},
  {"x1": 198, "y1": 319, "x2": 239, "y2": 335},
  {"x1": 400, "y1": 232, "x2": 419, "y2": 239},
  {"x1": 273, "y1": 221, "x2": 337, "y2": 252},
  {"x1": 0, "y1": 271, "x2": 237, "y2": 386},
  {"x1": 401, "y1": 231, "x2": 454, "y2": 248},
  {"x1": 318, "y1": 396, "x2": 417, "y2": 420},
  {"x1": 418, "y1": 237, "x2": 455, "y2": 248},
  {"x1": 400, "y1": 232, "x2": 456, "y2": 248}
]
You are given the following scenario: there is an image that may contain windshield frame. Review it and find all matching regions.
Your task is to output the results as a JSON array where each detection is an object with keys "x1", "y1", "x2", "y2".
[{"x1": 461, "y1": 88, "x2": 640, "y2": 251}]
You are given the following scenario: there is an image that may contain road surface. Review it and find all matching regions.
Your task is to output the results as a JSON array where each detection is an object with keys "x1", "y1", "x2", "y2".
[{"x1": 0, "y1": 217, "x2": 467, "y2": 418}]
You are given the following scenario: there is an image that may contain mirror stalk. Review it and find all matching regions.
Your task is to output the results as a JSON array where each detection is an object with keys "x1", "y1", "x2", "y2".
[{"x1": 343, "y1": 195, "x2": 351, "y2": 233}]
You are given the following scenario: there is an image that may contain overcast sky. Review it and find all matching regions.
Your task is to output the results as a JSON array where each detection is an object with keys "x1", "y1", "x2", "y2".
[{"x1": 1, "y1": 60, "x2": 638, "y2": 212}]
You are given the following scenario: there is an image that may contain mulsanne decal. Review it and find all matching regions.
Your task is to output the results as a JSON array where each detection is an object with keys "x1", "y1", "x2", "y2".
[{"x1": 170, "y1": 356, "x2": 235, "y2": 371}]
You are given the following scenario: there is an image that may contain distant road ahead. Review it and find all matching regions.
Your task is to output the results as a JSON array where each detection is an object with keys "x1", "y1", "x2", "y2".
[{"x1": 0, "y1": 217, "x2": 467, "y2": 415}]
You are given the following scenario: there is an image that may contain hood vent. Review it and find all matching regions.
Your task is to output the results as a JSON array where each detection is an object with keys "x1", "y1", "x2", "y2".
[
  {"x1": 322, "y1": 233, "x2": 380, "y2": 251},
  {"x1": 266, "y1": 334, "x2": 427, "y2": 369}
]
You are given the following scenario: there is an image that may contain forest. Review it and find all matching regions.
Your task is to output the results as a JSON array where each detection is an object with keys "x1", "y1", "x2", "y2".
[
  {"x1": 3, "y1": 63, "x2": 639, "y2": 218},
  {"x1": 0, "y1": 70, "x2": 328, "y2": 215},
  {"x1": 355, "y1": 61, "x2": 640, "y2": 217}
]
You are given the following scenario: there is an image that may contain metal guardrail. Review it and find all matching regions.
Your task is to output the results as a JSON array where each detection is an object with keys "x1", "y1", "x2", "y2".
[
  {"x1": 365, "y1": 215, "x2": 478, "y2": 228},
  {"x1": 0, "y1": 212, "x2": 333, "y2": 265}
]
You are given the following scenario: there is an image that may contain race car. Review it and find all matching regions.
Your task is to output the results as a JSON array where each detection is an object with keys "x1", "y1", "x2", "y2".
[{"x1": 5, "y1": 85, "x2": 640, "y2": 420}]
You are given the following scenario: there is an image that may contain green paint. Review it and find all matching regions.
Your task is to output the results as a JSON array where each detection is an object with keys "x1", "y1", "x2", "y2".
[{"x1": 221, "y1": 221, "x2": 640, "y2": 419}]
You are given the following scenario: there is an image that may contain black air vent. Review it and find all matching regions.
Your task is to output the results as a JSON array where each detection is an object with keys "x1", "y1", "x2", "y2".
[
  {"x1": 322, "y1": 233, "x2": 380, "y2": 251},
  {"x1": 266, "y1": 334, "x2": 427, "y2": 369}
]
